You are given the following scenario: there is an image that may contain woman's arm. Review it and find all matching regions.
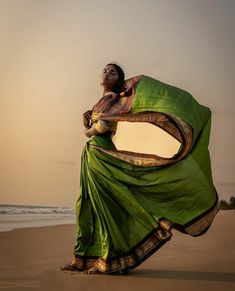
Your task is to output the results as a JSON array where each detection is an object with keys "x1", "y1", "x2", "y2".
[
  {"x1": 83, "y1": 92, "x2": 120, "y2": 138},
  {"x1": 84, "y1": 120, "x2": 111, "y2": 138},
  {"x1": 84, "y1": 126, "x2": 100, "y2": 138}
]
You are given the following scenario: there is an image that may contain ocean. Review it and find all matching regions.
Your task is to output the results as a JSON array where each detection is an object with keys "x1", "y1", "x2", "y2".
[{"x1": 0, "y1": 204, "x2": 75, "y2": 232}]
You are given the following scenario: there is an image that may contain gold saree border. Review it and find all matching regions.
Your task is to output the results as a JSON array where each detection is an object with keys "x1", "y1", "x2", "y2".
[
  {"x1": 72, "y1": 196, "x2": 219, "y2": 274},
  {"x1": 184, "y1": 194, "x2": 220, "y2": 236},
  {"x1": 90, "y1": 111, "x2": 193, "y2": 167},
  {"x1": 170, "y1": 193, "x2": 220, "y2": 236},
  {"x1": 72, "y1": 223, "x2": 173, "y2": 274}
]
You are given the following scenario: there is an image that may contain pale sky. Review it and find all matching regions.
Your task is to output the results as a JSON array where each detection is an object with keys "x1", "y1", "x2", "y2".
[{"x1": 0, "y1": 0, "x2": 234, "y2": 207}]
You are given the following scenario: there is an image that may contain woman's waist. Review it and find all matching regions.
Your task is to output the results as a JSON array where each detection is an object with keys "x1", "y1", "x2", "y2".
[{"x1": 88, "y1": 131, "x2": 116, "y2": 150}]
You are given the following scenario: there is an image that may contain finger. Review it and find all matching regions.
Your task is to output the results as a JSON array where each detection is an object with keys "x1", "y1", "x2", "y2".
[
  {"x1": 83, "y1": 109, "x2": 91, "y2": 114},
  {"x1": 84, "y1": 110, "x2": 92, "y2": 116},
  {"x1": 83, "y1": 112, "x2": 90, "y2": 117},
  {"x1": 84, "y1": 113, "x2": 91, "y2": 119}
]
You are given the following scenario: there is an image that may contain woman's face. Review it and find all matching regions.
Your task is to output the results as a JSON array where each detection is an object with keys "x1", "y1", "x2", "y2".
[{"x1": 100, "y1": 64, "x2": 119, "y2": 90}]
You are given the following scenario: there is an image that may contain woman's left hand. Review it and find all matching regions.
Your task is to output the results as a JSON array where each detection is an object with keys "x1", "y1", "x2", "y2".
[{"x1": 83, "y1": 110, "x2": 92, "y2": 128}]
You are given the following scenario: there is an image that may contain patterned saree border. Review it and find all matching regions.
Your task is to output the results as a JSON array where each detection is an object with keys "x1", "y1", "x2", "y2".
[
  {"x1": 71, "y1": 196, "x2": 219, "y2": 274},
  {"x1": 72, "y1": 224, "x2": 172, "y2": 274},
  {"x1": 170, "y1": 193, "x2": 220, "y2": 236},
  {"x1": 183, "y1": 195, "x2": 220, "y2": 236},
  {"x1": 89, "y1": 111, "x2": 193, "y2": 167}
]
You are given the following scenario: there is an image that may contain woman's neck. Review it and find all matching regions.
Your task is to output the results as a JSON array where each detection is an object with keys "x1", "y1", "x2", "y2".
[
  {"x1": 102, "y1": 90, "x2": 109, "y2": 96},
  {"x1": 102, "y1": 86, "x2": 115, "y2": 96}
]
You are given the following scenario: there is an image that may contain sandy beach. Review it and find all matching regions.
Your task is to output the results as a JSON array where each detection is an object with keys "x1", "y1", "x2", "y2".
[{"x1": 0, "y1": 210, "x2": 234, "y2": 291}]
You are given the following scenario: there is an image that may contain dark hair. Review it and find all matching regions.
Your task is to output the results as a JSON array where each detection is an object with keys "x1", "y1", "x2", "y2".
[{"x1": 106, "y1": 62, "x2": 125, "y2": 93}]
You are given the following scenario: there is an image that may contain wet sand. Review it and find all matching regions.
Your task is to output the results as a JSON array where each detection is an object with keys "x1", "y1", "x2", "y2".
[{"x1": 0, "y1": 210, "x2": 234, "y2": 290}]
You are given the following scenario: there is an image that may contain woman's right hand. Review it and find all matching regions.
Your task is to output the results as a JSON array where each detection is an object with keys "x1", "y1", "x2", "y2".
[{"x1": 83, "y1": 110, "x2": 92, "y2": 128}]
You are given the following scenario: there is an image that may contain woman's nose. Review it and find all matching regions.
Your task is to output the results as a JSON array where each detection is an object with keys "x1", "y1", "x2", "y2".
[{"x1": 104, "y1": 73, "x2": 110, "y2": 79}]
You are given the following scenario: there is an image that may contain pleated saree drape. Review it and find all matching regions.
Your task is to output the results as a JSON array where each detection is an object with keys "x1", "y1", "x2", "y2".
[{"x1": 72, "y1": 75, "x2": 219, "y2": 274}]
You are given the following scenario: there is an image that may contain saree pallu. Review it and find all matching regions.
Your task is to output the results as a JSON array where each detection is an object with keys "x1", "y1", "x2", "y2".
[{"x1": 72, "y1": 75, "x2": 219, "y2": 274}]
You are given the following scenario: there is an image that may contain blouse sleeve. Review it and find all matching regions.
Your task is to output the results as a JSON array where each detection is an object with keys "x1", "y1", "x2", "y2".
[
  {"x1": 93, "y1": 120, "x2": 111, "y2": 133},
  {"x1": 93, "y1": 119, "x2": 118, "y2": 134}
]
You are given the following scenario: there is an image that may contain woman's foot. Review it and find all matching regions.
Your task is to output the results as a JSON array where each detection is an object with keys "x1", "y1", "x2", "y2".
[
  {"x1": 84, "y1": 266, "x2": 103, "y2": 274},
  {"x1": 60, "y1": 263, "x2": 84, "y2": 272}
]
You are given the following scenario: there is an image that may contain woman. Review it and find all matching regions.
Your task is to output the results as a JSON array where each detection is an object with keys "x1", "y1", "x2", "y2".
[{"x1": 61, "y1": 63, "x2": 219, "y2": 275}]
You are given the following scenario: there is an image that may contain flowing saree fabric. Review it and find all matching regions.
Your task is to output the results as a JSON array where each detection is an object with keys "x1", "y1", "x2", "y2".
[{"x1": 72, "y1": 75, "x2": 219, "y2": 274}]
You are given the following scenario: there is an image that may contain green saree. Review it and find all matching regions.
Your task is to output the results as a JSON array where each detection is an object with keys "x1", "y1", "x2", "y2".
[{"x1": 72, "y1": 75, "x2": 219, "y2": 274}]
